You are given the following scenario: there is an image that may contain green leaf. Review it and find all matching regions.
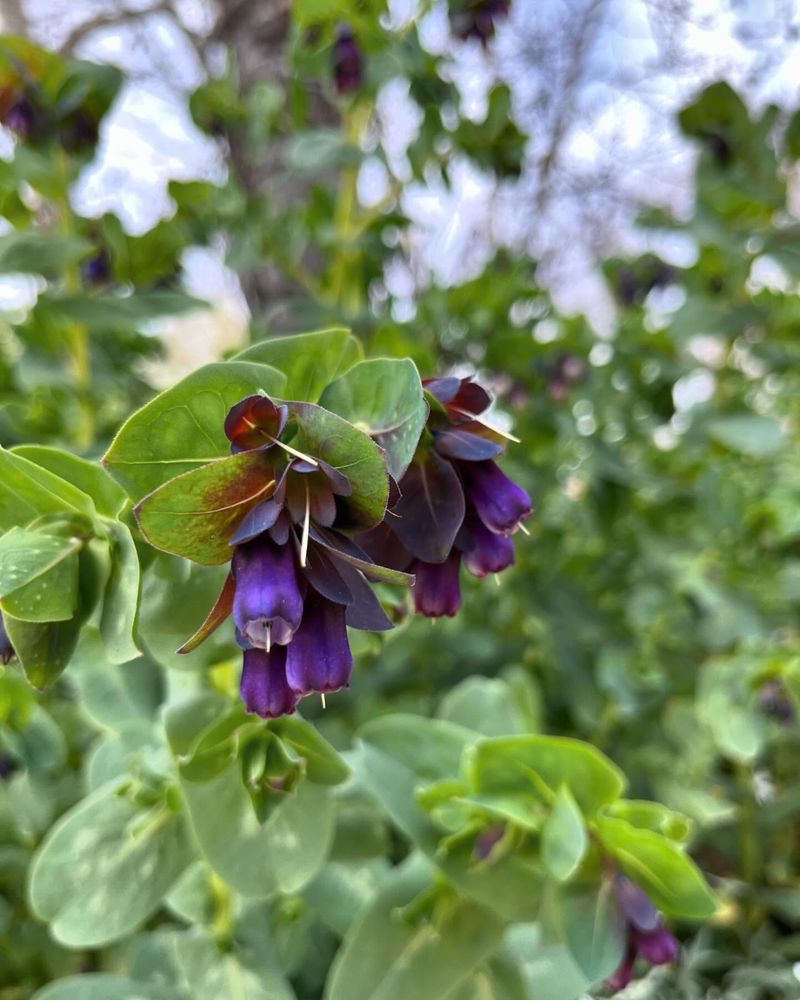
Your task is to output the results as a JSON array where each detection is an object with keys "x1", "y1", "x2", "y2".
[
  {"x1": 596, "y1": 816, "x2": 716, "y2": 917},
  {"x1": 233, "y1": 328, "x2": 362, "y2": 402},
  {"x1": 11, "y1": 446, "x2": 128, "y2": 519},
  {"x1": 359, "y1": 714, "x2": 477, "y2": 783},
  {"x1": 99, "y1": 520, "x2": 142, "y2": 663},
  {"x1": 707, "y1": 414, "x2": 785, "y2": 457},
  {"x1": 289, "y1": 402, "x2": 389, "y2": 530},
  {"x1": 28, "y1": 788, "x2": 190, "y2": 947},
  {"x1": 0, "y1": 230, "x2": 92, "y2": 274},
  {"x1": 269, "y1": 715, "x2": 350, "y2": 785},
  {"x1": 0, "y1": 447, "x2": 96, "y2": 531},
  {"x1": 138, "y1": 557, "x2": 233, "y2": 671},
  {"x1": 437, "y1": 675, "x2": 538, "y2": 737},
  {"x1": 3, "y1": 614, "x2": 81, "y2": 689},
  {"x1": 135, "y1": 451, "x2": 275, "y2": 565},
  {"x1": 319, "y1": 358, "x2": 428, "y2": 481},
  {"x1": 32, "y1": 975, "x2": 179, "y2": 1000},
  {"x1": 604, "y1": 799, "x2": 692, "y2": 842},
  {"x1": 326, "y1": 855, "x2": 505, "y2": 1000},
  {"x1": 465, "y1": 736, "x2": 626, "y2": 817},
  {"x1": 0, "y1": 527, "x2": 81, "y2": 622},
  {"x1": 103, "y1": 361, "x2": 286, "y2": 500},
  {"x1": 541, "y1": 787, "x2": 587, "y2": 882},
  {"x1": 543, "y1": 882, "x2": 625, "y2": 986},
  {"x1": 492, "y1": 924, "x2": 595, "y2": 1000},
  {"x1": 146, "y1": 925, "x2": 296, "y2": 1000},
  {"x1": 56, "y1": 290, "x2": 207, "y2": 330},
  {"x1": 178, "y1": 763, "x2": 334, "y2": 897}
]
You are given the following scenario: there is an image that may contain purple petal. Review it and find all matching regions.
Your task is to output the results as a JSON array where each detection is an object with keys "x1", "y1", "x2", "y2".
[
  {"x1": 393, "y1": 451, "x2": 466, "y2": 564},
  {"x1": 240, "y1": 646, "x2": 298, "y2": 718},
  {"x1": 474, "y1": 824, "x2": 505, "y2": 860},
  {"x1": 285, "y1": 592, "x2": 353, "y2": 696},
  {"x1": 460, "y1": 459, "x2": 532, "y2": 536},
  {"x1": 304, "y1": 541, "x2": 354, "y2": 606},
  {"x1": 459, "y1": 514, "x2": 515, "y2": 578},
  {"x1": 335, "y1": 561, "x2": 394, "y2": 631},
  {"x1": 229, "y1": 497, "x2": 283, "y2": 545},
  {"x1": 434, "y1": 428, "x2": 503, "y2": 461},
  {"x1": 615, "y1": 876, "x2": 660, "y2": 933},
  {"x1": 412, "y1": 551, "x2": 462, "y2": 618},
  {"x1": 634, "y1": 926, "x2": 679, "y2": 966},
  {"x1": 232, "y1": 535, "x2": 304, "y2": 648},
  {"x1": 356, "y1": 522, "x2": 414, "y2": 572}
]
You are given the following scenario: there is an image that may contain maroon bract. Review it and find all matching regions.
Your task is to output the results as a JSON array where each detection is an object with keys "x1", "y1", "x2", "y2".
[{"x1": 361, "y1": 374, "x2": 531, "y2": 618}]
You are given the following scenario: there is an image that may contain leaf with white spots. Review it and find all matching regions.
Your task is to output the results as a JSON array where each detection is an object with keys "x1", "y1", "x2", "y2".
[
  {"x1": 0, "y1": 527, "x2": 82, "y2": 623},
  {"x1": 29, "y1": 787, "x2": 191, "y2": 947}
]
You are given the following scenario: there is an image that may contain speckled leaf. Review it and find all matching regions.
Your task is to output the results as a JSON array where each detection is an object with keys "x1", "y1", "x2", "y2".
[
  {"x1": 28, "y1": 788, "x2": 190, "y2": 947},
  {"x1": 3, "y1": 614, "x2": 81, "y2": 689},
  {"x1": 0, "y1": 527, "x2": 81, "y2": 622}
]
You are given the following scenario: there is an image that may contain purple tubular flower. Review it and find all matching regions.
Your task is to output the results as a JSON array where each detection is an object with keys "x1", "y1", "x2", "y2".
[
  {"x1": 333, "y1": 26, "x2": 363, "y2": 95},
  {"x1": 232, "y1": 534, "x2": 304, "y2": 649},
  {"x1": 606, "y1": 876, "x2": 679, "y2": 993},
  {"x1": 461, "y1": 459, "x2": 532, "y2": 535},
  {"x1": 241, "y1": 646, "x2": 299, "y2": 718},
  {"x1": 412, "y1": 551, "x2": 462, "y2": 618},
  {"x1": 460, "y1": 513, "x2": 515, "y2": 578},
  {"x1": 635, "y1": 926, "x2": 679, "y2": 965},
  {"x1": 286, "y1": 590, "x2": 352, "y2": 696}
]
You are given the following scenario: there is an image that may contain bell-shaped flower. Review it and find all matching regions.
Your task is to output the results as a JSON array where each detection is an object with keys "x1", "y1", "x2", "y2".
[
  {"x1": 606, "y1": 876, "x2": 679, "y2": 992},
  {"x1": 459, "y1": 459, "x2": 532, "y2": 536},
  {"x1": 412, "y1": 550, "x2": 462, "y2": 618},
  {"x1": 232, "y1": 533, "x2": 304, "y2": 649},
  {"x1": 286, "y1": 590, "x2": 353, "y2": 697},
  {"x1": 240, "y1": 646, "x2": 299, "y2": 719},
  {"x1": 459, "y1": 511, "x2": 515, "y2": 578}
]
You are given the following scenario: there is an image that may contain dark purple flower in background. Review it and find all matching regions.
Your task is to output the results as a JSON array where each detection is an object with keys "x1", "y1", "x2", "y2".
[
  {"x1": 82, "y1": 248, "x2": 111, "y2": 287},
  {"x1": 360, "y1": 374, "x2": 531, "y2": 619},
  {"x1": 758, "y1": 679, "x2": 794, "y2": 725},
  {"x1": 0, "y1": 614, "x2": 14, "y2": 666},
  {"x1": 333, "y1": 26, "x2": 363, "y2": 95},
  {"x1": 412, "y1": 550, "x2": 462, "y2": 618},
  {"x1": 450, "y1": 0, "x2": 510, "y2": 45},
  {"x1": 459, "y1": 458, "x2": 532, "y2": 536},
  {"x1": 4, "y1": 95, "x2": 35, "y2": 138},
  {"x1": 606, "y1": 875, "x2": 679, "y2": 992}
]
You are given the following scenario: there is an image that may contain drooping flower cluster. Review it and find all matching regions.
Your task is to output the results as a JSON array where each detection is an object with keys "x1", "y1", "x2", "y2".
[
  {"x1": 360, "y1": 376, "x2": 532, "y2": 618},
  {"x1": 183, "y1": 394, "x2": 404, "y2": 719},
  {"x1": 606, "y1": 875, "x2": 679, "y2": 992},
  {"x1": 449, "y1": 0, "x2": 510, "y2": 45}
]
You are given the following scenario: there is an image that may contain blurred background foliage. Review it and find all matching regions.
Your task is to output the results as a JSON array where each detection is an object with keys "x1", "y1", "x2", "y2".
[{"x1": 1, "y1": 1, "x2": 800, "y2": 998}]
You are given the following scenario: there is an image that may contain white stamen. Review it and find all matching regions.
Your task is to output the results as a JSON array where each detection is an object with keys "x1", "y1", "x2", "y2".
[
  {"x1": 270, "y1": 436, "x2": 318, "y2": 466},
  {"x1": 518, "y1": 522, "x2": 530, "y2": 536},
  {"x1": 300, "y1": 481, "x2": 310, "y2": 568},
  {"x1": 494, "y1": 574, "x2": 501, "y2": 587},
  {"x1": 266, "y1": 623, "x2": 272, "y2": 653},
  {"x1": 321, "y1": 693, "x2": 327, "y2": 709}
]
